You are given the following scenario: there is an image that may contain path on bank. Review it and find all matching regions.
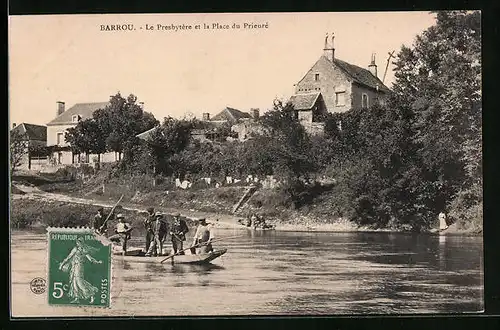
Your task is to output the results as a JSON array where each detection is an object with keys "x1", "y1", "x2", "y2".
[{"x1": 11, "y1": 184, "x2": 245, "y2": 229}]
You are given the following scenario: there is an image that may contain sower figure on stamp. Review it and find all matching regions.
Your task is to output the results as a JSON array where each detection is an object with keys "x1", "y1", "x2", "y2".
[
  {"x1": 191, "y1": 218, "x2": 214, "y2": 254},
  {"x1": 144, "y1": 207, "x2": 155, "y2": 252},
  {"x1": 145, "y1": 212, "x2": 169, "y2": 256},
  {"x1": 58, "y1": 237, "x2": 102, "y2": 304},
  {"x1": 170, "y1": 213, "x2": 189, "y2": 255}
]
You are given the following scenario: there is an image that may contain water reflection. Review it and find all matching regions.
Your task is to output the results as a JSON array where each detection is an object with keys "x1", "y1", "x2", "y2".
[{"x1": 10, "y1": 229, "x2": 483, "y2": 316}]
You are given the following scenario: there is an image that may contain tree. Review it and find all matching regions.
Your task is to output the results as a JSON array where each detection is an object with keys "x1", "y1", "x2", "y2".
[
  {"x1": 65, "y1": 119, "x2": 107, "y2": 162},
  {"x1": 392, "y1": 11, "x2": 481, "y2": 223},
  {"x1": 10, "y1": 130, "x2": 28, "y2": 175}
]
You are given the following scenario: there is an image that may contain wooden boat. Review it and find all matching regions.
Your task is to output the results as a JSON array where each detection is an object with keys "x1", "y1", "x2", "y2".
[
  {"x1": 247, "y1": 226, "x2": 275, "y2": 231},
  {"x1": 113, "y1": 247, "x2": 227, "y2": 265}
]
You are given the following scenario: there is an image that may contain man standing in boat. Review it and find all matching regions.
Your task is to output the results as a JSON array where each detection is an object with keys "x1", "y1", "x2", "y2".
[
  {"x1": 170, "y1": 213, "x2": 189, "y2": 255},
  {"x1": 109, "y1": 214, "x2": 133, "y2": 254},
  {"x1": 144, "y1": 207, "x2": 155, "y2": 252},
  {"x1": 145, "y1": 212, "x2": 169, "y2": 256},
  {"x1": 92, "y1": 207, "x2": 106, "y2": 235},
  {"x1": 191, "y1": 218, "x2": 214, "y2": 254}
]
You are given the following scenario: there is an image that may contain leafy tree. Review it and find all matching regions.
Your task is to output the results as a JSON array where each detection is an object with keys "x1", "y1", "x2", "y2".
[
  {"x1": 10, "y1": 130, "x2": 28, "y2": 175},
  {"x1": 65, "y1": 119, "x2": 107, "y2": 162},
  {"x1": 392, "y1": 10, "x2": 481, "y2": 222}
]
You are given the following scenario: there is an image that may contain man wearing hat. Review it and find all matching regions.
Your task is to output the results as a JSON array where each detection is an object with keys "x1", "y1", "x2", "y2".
[
  {"x1": 191, "y1": 218, "x2": 214, "y2": 254},
  {"x1": 170, "y1": 213, "x2": 189, "y2": 255},
  {"x1": 92, "y1": 207, "x2": 105, "y2": 233},
  {"x1": 144, "y1": 207, "x2": 155, "y2": 252},
  {"x1": 113, "y1": 214, "x2": 132, "y2": 253},
  {"x1": 145, "y1": 212, "x2": 169, "y2": 256}
]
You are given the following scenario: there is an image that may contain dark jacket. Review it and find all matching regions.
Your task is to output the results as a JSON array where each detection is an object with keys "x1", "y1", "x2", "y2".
[{"x1": 171, "y1": 218, "x2": 189, "y2": 241}]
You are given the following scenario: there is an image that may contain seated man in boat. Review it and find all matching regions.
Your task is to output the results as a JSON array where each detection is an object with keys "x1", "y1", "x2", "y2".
[
  {"x1": 145, "y1": 212, "x2": 169, "y2": 256},
  {"x1": 170, "y1": 213, "x2": 189, "y2": 255},
  {"x1": 109, "y1": 214, "x2": 133, "y2": 253},
  {"x1": 191, "y1": 218, "x2": 214, "y2": 254}
]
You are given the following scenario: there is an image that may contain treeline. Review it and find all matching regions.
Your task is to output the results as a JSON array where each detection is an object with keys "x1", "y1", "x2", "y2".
[{"x1": 67, "y1": 11, "x2": 481, "y2": 231}]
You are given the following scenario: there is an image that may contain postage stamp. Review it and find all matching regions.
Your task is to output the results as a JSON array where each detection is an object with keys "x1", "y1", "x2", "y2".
[{"x1": 47, "y1": 227, "x2": 112, "y2": 307}]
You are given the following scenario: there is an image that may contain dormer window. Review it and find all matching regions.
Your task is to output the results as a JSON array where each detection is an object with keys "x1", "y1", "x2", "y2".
[
  {"x1": 314, "y1": 73, "x2": 320, "y2": 81},
  {"x1": 72, "y1": 115, "x2": 81, "y2": 122}
]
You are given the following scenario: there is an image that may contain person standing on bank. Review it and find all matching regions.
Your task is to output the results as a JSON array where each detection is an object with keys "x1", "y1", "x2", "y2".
[
  {"x1": 146, "y1": 212, "x2": 169, "y2": 256},
  {"x1": 191, "y1": 218, "x2": 215, "y2": 254},
  {"x1": 170, "y1": 213, "x2": 189, "y2": 255},
  {"x1": 439, "y1": 211, "x2": 449, "y2": 231},
  {"x1": 144, "y1": 207, "x2": 155, "y2": 252}
]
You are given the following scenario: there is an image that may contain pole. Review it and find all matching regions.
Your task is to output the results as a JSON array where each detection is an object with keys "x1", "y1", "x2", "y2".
[
  {"x1": 383, "y1": 50, "x2": 395, "y2": 84},
  {"x1": 160, "y1": 234, "x2": 244, "y2": 264},
  {"x1": 98, "y1": 194, "x2": 124, "y2": 233}
]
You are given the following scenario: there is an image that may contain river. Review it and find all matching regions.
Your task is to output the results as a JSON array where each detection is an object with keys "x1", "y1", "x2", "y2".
[{"x1": 10, "y1": 228, "x2": 483, "y2": 316}]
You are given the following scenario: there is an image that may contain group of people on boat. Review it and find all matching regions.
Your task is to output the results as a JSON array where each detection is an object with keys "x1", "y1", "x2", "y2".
[
  {"x1": 238, "y1": 213, "x2": 275, "y2": 230},
  {"x1": 90, "y1": 206, "x2": 215, "y2": 256}
]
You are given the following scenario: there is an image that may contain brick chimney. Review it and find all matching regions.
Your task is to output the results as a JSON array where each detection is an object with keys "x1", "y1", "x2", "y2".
[
  {"x1": 368, "y1": 53, "x2": 377, "y2": 77},
  {"x1": 250, "y1": 108, "x2": 260, "y2": 119},
  {"x1": 323, "y1": 32, "x2": 335, "y2": 62},
  {"x1": 56, "y1": 101, "x2": 65, "y2": 116},
  {"x1": 202, "y1": 113, "x2": 210, "y2": 121}
]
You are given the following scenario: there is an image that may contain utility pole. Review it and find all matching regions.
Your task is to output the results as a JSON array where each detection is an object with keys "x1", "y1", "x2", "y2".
[{"x1": 383, "y1": 50, "x2": 396, "y2": 84}]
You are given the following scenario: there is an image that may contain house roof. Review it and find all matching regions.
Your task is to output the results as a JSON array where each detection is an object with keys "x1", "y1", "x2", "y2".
[
  {"x1": 289, "y1": 92, "x2": 321, "y2": 110},
  {"x1": 331, "y1": 58, "x2": 391, "y2": 93},
  {"x1": 11, "y1": 123, "x2": 47, "y2": 141},
  {"x1": 47, "y1": 102, "x2": 109, "y2": 126},
  {"x1": 136, "y1": 126, "x2": 159, "y2": 142},
  {"x1": 211, "y1": 107, "x2": 252, "y2": 123}
]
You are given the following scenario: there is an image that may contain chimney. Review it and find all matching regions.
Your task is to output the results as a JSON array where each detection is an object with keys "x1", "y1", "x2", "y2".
[
  {"x1": 323, "y1": 32, "x2": 335, "y2": 62},
  {"x1": 56, "y1": 101, "x2": 65, "y2": 116},
  {"x1": 250, "y1": 108, "x2": 260, "y2": 119},
  {"x1": 202, "y1": 113, "x2": 210, "y2": 121},
  {"x1": 368, "y1": 53, "x2": 378, "y2": 77}
]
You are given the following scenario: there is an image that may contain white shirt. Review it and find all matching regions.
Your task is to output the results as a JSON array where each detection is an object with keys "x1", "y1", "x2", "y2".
[{"x1": 116, "y1": 222, "x2": 130, "y2": 233}]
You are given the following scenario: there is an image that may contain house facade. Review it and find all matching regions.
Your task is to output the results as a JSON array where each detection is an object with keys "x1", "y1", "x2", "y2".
[
  {"x1": 46, "y1": 101, "x2": 116, "y2": 165},
  {"x1": 203, "y1": 107, "x2": 263, "y2": 141},
  {"x1": 290, "y1": 33, "x2": 391, "y2": 133},
  {"x1": 10, "y1": 122, "x2": 47, "y2": 170}
]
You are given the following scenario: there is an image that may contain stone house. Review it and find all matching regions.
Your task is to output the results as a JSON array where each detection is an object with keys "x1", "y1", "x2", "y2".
[
  {"x1": 290, "y1": 33, "x2": 391, "y2": 133},
  {"x1": 201, "y1": 107, "x2": 262, "y2": 142},
  {"x1": 46, "y1": 101, "x2": 116, "y2": 165},
  {"x1": 10, "y1": 122, "x2": 47, "y2": 170}
]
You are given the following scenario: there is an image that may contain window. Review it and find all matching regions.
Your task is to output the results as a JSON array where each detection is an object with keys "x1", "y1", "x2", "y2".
[
  {"x1": 314, "y1": 73, "x2": 320, "y2": 81},
  {"x1": 56, "y1": 132, "x2": 64, "y2": 145},
  {"x1": 362, "y1": 93, "x2": 369, "y2": 108},
  {"x1": 57, "y1": 152, "x2": 63, "y2": 164},
  {"x1": 335, "y1": 92, "x2": 346, "y2": 106},
  {"x1": 72, "y1": 115, "x2": 80, "y2": 122}
]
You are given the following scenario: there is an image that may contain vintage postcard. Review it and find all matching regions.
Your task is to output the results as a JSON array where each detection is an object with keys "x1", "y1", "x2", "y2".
[{"x1": 9, "y1": 11, "x2": 483, "y2": 317}]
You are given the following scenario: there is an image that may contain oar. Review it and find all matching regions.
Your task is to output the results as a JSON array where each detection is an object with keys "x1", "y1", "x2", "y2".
[
  {"x1": 160, "y1": 234, "x2": 244, "y2": 264},
  {"x1": 98, "y1": 194, "x2": 124, "y2": 233}
]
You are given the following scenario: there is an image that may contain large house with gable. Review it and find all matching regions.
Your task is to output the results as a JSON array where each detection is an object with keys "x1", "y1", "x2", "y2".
[
  {"x1": 10, "y1": 122, "x2": 47, "y2": 170},
  {"x1": 289, "y1": 33, "x2": 391, "y2": 133},
  {"x1": 46, "y1": 101, "x2": 116, "y2": 165}
]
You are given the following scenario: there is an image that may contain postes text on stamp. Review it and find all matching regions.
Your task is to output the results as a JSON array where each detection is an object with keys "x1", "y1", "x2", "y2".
[{"x1": 47, "y1": 227, "x2": 111, "y2": 307}]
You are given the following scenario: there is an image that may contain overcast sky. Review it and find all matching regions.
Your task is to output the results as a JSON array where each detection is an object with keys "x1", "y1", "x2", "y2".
[{"x1": 9, "y1": 12, "x2": 437, "y2": 126}]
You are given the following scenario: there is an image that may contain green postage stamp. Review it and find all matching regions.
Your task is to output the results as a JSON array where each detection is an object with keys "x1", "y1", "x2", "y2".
[{"x1": 47, "y1": 227, "x2": 112, "y2": 307}]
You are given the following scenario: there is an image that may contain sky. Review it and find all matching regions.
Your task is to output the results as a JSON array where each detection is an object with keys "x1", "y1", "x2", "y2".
[{"x1": 8, "y1": 12, "x2": 437, "y2": 126}]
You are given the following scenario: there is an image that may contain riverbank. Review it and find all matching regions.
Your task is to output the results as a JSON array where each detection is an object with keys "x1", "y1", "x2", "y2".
[{"x1": 10, "y1": 185, "x2": 481, "y2": 236}]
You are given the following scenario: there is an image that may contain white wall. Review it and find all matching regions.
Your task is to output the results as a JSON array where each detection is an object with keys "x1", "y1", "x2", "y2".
[{"x1": 47, "y1": 124, "x2": 77, "y2": 146}]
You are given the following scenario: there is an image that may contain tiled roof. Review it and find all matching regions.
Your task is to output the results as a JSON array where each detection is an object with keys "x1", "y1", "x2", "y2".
[
  {"x1": 11, "y1": 123, "x2": 47, "y2": 141},
  {"x1": 211, "y1": 107, "x2": 252, "y2": 123},
  {"x1": 332, "y1": 58, "x2": 391, "y2": 93},
  {"x1": 289, "y1": 92, "x2": 321, "y2": 110},
  {"x1": 47, "y1": 102, "x2": 109, "y2": 126}
]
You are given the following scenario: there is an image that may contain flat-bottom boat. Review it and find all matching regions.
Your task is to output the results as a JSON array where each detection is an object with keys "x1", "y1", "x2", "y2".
[{"x1": 113, "y1": 247, "x2": 227, "y2": 265}]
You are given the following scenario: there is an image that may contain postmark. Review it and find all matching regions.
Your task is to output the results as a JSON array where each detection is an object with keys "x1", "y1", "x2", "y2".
[
  {"x1": 47, "y1": 227, "x2": 112, "y2": 307},
  {"x1": 30, "y1": 277, "x2": 46, "y2": 294}
]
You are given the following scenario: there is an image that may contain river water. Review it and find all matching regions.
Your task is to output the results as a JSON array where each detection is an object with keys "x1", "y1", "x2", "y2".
[{"x1": 11, "y1": 228, "x2": 483, "y2": 317}]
